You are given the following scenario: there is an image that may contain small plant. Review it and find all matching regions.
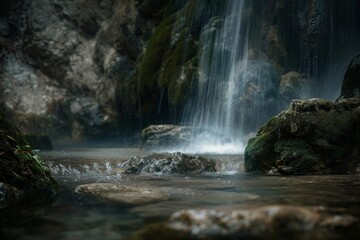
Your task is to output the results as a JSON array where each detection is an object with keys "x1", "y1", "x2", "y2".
[{"x1": 0, "y1": 111, "x2": 58, "y2": 198}]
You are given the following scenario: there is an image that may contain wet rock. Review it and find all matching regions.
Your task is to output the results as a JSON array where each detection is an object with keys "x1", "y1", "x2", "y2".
[
  {"x1": 233, "y1": 60, "x2": 283, "y2": 133},
  {"x1": 62, "y1": 97, "x2": 112, "y2": 141},
  {"x1": 120, "y1": 152, "x2": 216, "y2": 174},
  {"x1": 0, "y1": 182, "x2": 23, "y2": 209},
  {"x1": 75, "y1": 183, "x2": 167, "y2": 204},
  {"x1": 0, "y1": 0, "x2": 151, "y2": 141},
  {"x1": 277, "y1": 165, "x2": 295, "y2": 175},
  {"x1": 141, "y1": 125, "x2": 193, "y2": 149},
  {"x1": 166, "y1": 206, "x2": 358, "y2": 237},
  {"x1": 141, "y1": 125, "x2": 230, "y2": 150},
  {"x1": 290, "y1": 98, "x2": 334, "y2": 112},
  {"x1": 279, "y1": 71, "x2": 307, "y2": 101},
  {"x1": 245, "y1": 98, "x2": 360, "y2": 175},
  {"x1": 339, "y1": 54, "x2": 360, "y2": 99}
]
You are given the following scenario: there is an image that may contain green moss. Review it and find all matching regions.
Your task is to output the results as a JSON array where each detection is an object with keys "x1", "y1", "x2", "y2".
[
  {"x1": 274, "y1": 138, "x2": 322, "y2": 174},
  {"x1": 312, "y1": 111, "x2": 355, "y2": 158},
  {"x1": 135, "y1": 2, "x2": 201, "y2": 119},
  {"x1": 123, "y1": 1, "x2": 204, "y2": 123},
  {"x1": 257, "y1": 115, "x2": 284, "y2": 136},
  {"x1": 138, "y1": 14, "x2": 176, "y2": 95},
  {"x1": 244, "y1": 133, "x2": 277, "y2": 171},
  {"x1": 160, "y1": 30, "x2": 198, "y2": 105}
]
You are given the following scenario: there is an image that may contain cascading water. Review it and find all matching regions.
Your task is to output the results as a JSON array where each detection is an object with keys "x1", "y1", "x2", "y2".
[
  {"x1": 181, "y1": 0, "x2": 279, "y2": 153},
  {"x1": 168, "y1": 0, "x2": 360, "y2": 154}
]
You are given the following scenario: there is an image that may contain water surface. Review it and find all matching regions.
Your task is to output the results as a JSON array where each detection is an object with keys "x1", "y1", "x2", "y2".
[{"x1": 1, "y1": 148, "x2": 359, "y2": 240}]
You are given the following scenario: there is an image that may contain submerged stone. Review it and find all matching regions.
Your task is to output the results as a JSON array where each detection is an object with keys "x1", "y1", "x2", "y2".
[
  {"x1": 165, "y1": 206, "x2": 358, "y2": 237},
  {"x1": 244, "y1": 98, "x2": 360, "y2": 175},
  {"x1": 75, "y1": 183, "x2": 167, "y2": 204},
  {"x1": 120, "y1": 152, "x2": 216, "y2": 174}
]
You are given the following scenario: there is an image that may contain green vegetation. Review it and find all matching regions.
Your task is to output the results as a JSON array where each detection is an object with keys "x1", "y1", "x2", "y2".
[
  {"x1": 0, "y1": 112, "x2": 58, "y2": 199},
  {"x1": 118, "y1": 1, "x2": 201, "y2": 126},
  {"x1": 138, "y1": 14, "x2": 176, "y2": 95}
]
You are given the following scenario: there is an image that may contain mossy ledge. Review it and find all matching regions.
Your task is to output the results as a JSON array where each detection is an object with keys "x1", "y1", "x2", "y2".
[
  {"x1": 0, "y1": 112, "x2": 58, "y2": 206},
  {"x1": 244, "y1": 98, "x2": 360, "y2": 175}
]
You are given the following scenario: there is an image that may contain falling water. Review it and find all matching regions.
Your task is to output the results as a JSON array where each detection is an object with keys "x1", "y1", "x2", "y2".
[{"x1": 181, "y1": 0, "x2": 250, "y2": 153}]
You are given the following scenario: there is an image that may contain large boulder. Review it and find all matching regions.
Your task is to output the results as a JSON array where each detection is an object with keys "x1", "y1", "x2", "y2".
[
  {"x1": 120, "y1": 152, "x2": 216, "y2": 174},
  {"x1": 339, "y1": 54, "x2": 360, "y2": 99},
  {"x1": 244, "y1": 98, "x2": 360, "y2": 175}
]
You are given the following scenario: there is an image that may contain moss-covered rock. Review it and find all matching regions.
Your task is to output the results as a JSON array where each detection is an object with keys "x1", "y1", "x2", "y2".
[
  {"x1": 244, "y1": 98, "x2": 360, "y2": 175},
  {"x1": 0, "y1": 112, "x2": 58, "y2": 201},
  {"x1": 339, "y1": 54, "x2": 360, "y2": 99}
]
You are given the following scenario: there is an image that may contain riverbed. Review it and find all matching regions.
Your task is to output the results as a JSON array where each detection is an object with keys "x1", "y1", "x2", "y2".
[{"x1": 1, "y1": 147, "x2": 360, "y2": 240}]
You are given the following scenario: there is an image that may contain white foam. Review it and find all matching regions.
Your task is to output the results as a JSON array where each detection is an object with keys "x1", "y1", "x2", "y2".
[{"x1": 159, "y1": 140, "x2": 244, "y2": 155}]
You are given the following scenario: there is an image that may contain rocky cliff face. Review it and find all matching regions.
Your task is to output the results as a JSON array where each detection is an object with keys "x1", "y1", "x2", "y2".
[
  {"x1": 0, "y1": 0, "x2": 158, "y2": 140},
  {"x1": 119, "y1": 0, "x2": 360, "y2": 135},
  {"x1": 1, "y1": 0, "x2": 360, "y2": 141}
]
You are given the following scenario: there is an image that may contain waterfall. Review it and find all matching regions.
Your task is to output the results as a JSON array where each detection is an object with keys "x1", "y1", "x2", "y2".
[{"x1": 181, "y1": 0, "x2": 250, "y2": 153}]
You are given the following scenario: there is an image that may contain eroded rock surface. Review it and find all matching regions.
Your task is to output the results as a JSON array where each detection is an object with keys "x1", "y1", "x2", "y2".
[{"x1": 0, "y1": 0, "x2": 154, "y2": 140}]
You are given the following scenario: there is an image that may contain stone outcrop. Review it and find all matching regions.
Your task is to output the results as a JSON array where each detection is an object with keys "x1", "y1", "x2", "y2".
[
  {"x1": 244, "y1": 98, "x2": 360, "y2": 175},
  {"x1": 1, "y1": 0, "x2": 360, "y2": 140},
  {"x1": 0, "y1": 0, "x2": 156, "y2": 140},
  {"x1": 120, "y1": 152, "x2": 216, "y2": 174}
]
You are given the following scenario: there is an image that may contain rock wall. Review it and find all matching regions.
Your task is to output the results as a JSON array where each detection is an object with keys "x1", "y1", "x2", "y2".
[
  {"x1": 1, "y1": 0, "x2": 360, "y2": 141},
  {"x1": 0, "y1": 0, "x2": 158, "y2": 140},
  {"x1": 120, "y1": 0, "x2": 360, "y2": 135}
]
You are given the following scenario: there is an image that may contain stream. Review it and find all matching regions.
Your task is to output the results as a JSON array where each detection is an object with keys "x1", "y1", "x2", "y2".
[{"x1": 1, "y1": 147, "x2": 360, "y2": 240}]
